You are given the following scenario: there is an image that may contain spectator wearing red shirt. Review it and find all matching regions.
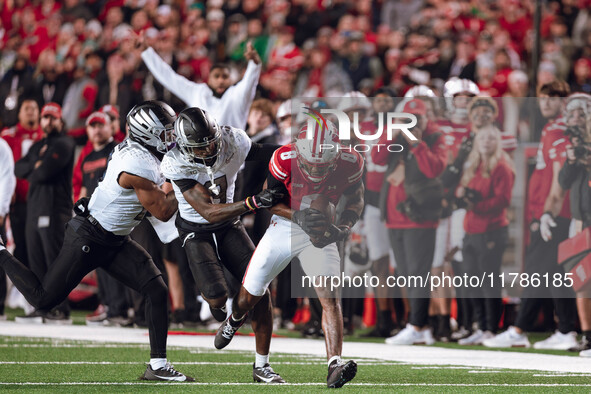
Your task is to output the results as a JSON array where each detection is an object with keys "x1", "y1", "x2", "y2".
[
  {"x1": 457, "y1": 126, "x2": 514, "y2": 345},
  {"x1": 0, "y1": 99, "x2": 43, "y2": 267},
  {"x1": 372, "y1": 99, "x2": 447, "y2": 345}
]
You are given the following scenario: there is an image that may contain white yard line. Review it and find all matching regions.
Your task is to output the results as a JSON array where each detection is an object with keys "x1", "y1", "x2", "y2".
[
  {"x1": 0, "y1": 382, "x2": 591, "y2": 387},
  {"x1": 1, "y1": 321, "x2": 590, "y2": 373}
]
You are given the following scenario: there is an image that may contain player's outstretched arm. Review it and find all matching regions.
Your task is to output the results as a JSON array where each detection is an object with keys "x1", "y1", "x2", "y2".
[
  {"x1": 119, "y1": 172, "x2": 178, "y2": 221},
  {"x1": 339, "y1": 181, "x2": 364, "y2": 228},
  {"x1": 183, "y1": 183, "x2": 283, "y2": 224}
]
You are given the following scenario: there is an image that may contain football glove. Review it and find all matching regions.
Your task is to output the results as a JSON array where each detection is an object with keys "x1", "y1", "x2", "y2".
[
  {"x1": 245, "y1": 188, "x2": 285, "y2": 210},
  {"x1": 292, "y1": 208, "x2": 328, "y2": 237},
  {"x1": 540, "y1": 212, "x2": 556, "y2": 242},
  {"x1": 311, "y1": 224, "x2": 351, "y2": 249},
  {"x1": 74, "y1": 197, "x2": 91, "y2": 217}
]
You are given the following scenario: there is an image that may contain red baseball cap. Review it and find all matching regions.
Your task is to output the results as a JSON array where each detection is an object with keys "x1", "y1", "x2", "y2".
[
  {"x1": 86, "y1": 111, "x2": 110, "y2": 126},
  {"x1": 41, "y1": 102, "x2": 62, "y2": 119},
  {"x1": 402, "y1": 99, "x2": 427, "y2": 116},
  {"x1": 100, "y1": 104, "x2": 120, "y2": 119}
]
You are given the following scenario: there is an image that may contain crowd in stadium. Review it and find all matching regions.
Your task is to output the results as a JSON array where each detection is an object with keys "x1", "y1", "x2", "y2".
[{"x1": 2, "y1": 0, "x2": 591, "y2": 384}]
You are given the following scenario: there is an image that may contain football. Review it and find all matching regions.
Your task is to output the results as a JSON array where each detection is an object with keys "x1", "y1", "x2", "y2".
[{"x1": 309, "y1": 195, "x2": 336, "y2": 244}]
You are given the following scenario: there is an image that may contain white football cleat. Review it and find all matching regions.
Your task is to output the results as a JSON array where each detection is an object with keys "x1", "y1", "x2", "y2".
[
  {"x1": 482, "y1": 326, "x2": 531, "y2": 348},
  {"x1": 385, "y1": 324, "x2": 434, "y2": 345},
  {"x1": 533, "y1": 330, "x2": 578, "y2": 350}
]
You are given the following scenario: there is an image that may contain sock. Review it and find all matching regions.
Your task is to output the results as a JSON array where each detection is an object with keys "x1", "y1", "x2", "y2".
[
  {"x1": 150, "y1": 358, "x2": 167, "y2": 370},
  {"x1": 583, "y1": 330, "x2": 591, "y2": 340},
  {"x1": 328, "y1": 355, "x2": 341, "y2": 367},
  {"x1": 255, "y1": 353, "x2": 269, "y2": 368},
  {"x1": 379, "y1": 310, "x2": 392, "y2": 329},
  {"x1": 229, "y1": 314, "x2": 245, "y2": 328}
]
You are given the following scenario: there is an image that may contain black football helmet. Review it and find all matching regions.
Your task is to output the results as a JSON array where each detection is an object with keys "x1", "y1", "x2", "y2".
[
  {"x1": 127, "y1": 100, "x2": 177, "y2": 154},
  {"x1": 175, "y1": 107, "x2": 222, "y2": 166}
]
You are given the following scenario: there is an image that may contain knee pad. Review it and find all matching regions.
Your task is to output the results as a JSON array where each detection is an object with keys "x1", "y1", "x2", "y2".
[{"x1": 201, "y1": 280, "x2": 227, "y2": 301}]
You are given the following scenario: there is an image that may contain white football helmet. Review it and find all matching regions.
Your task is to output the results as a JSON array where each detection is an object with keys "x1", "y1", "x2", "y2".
[
  {"x1": 443, "y1": 77, "x2": 480, "y2": 120},
  {"x1": 443, "y1": 77, "x2": 480, "y2": 98},
  {"x1": 405, "y1": 85, "x2": 437, "y2": 98},
  {"x1": 294, "y1": 120, "x2": 340, "y2": 184}
]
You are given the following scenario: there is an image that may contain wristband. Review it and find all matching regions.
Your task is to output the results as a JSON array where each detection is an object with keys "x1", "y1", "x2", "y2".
[
  {"x1": 244, "y1": 197, "x2": 256, "y2": 211},
  {"x1": 339, "y1": 210, "x2": 360, "y2": 228}
]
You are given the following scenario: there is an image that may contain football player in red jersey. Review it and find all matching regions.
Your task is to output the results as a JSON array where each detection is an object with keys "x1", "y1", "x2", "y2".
[
  {"x1": 483, "y1": 81, "x2": 578, "y2": 349},
  {"x1": 438, "y1": 77, "x2": 480, "y2": 162},
  {"x1": 215, "y1": 120, "x2": 364, "y2": 388}
]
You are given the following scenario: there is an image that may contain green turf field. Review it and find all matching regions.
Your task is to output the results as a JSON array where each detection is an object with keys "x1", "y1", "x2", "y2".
[
  {"x1": 2, "y1": 307, "x2": 591, "y2": 392},
  {"x1": 1, "y1": 335, "x2": 591, "y2": 393}
]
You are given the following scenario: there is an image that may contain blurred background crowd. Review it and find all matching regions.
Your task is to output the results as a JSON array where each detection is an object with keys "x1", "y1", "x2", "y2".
[
  {"x1": 1, "y1": 0, "x2": 591, "y2": 136},
  {"x1": 2, "y1": 0, "x2": 591, "y2": 353}
]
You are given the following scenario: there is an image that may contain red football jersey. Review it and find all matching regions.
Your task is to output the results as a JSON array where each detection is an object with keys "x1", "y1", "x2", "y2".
[
  {"x1": 359, "y1": 120, "x2": 387, "y2": 193},
  {"x1": 527, "y1": 117, "x2": 571, "y2": 222},
  {"x1": 269, "y1": 144, "x2": 364, "y2": 211},
  {"x1": 436, "y1": 118, "x2": 471, "y2": 162}
]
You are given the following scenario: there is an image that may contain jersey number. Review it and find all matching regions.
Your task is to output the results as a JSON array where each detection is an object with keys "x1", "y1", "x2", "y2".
[
  {"x1": 203, "y1": 175, "x2": 228, "y2": 204},
  {"x1": 341, "y1": 152, "x2": 358, "y2": 163},
  {"x1": 280, "y1": 151, "x2": 297, "y2": 160}
]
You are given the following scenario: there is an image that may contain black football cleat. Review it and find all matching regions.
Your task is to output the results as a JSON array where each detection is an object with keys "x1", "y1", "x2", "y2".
[
  {"x1": 214, "y1": 315, "x2": 246, "y2": 349},
  {"x1": 210, "y1": 304, "x2": 228, "y2": 322},
  {"x1": 253, "y1": 363, "x2": 286, "y2": 383},
  {"x1": 141, "y1": 362, "x2": 195, "y2": 382},
  {"x1": 327, "y1": 360, "x2": 357, "y2": 388}
]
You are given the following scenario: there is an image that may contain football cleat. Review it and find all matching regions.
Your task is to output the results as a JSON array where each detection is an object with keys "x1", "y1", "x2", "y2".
[
  {"x1": 458, "y1": 329, "x2": 494, "y2": 346},
  {"x1": 533, "y1": 330, "x2": 578, "y2": 350},
  {"x1": 482, "y1": 326, "x2": 531, "y2": 348},
  {"x1": 385, "y1": 324, "x2": 435, "y2": 345},
  {"x1": 209, "y1": 304, "x2": 227, "y2": 322},
  {"x1": 569, "y1": 335, "x2": 591, "y2": 352},
  {"x1": 14, "y1": 310, "x2": 45, "y2": 324},
  {"x1": 44, "y1": 310, "x2": 73, "y2": 325},
  {"x1": 327, "y1": 360, "x2": 357, "y2": 388},
  {"x1": 214, "y1": 315, "x2": 246, "y2": 349},
  {"x1": 141, "y1": 362, "x2": 195, "y2": 382},
  {"x1": 253, "y1": 363, "x2": 286, "y2": 383}
]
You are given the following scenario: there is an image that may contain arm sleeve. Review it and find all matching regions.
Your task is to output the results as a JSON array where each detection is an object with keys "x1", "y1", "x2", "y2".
[
  {"x1": 0, "y1": 140, "x2": 16, "y2": 216},
  {"x1": 245, "y1": 143, "x2": 281, "y2": 162},
  {"x1": 141, "y1": 47, "x2": 202, "y2": 107},
  {"x1": 229, "y1": 60, "x2": 262, "y2": 120},
  {"x1": 410, "y1": 135, "x2": 447, "y2": 178},
  {"x1": 473, "y1": 165, "x2": 514, "y2": 214},
  {"x1": 27, "y1": 139, "x2": 74, "y2": 183},
  {"x1": 266, "y1": 169, "x2": 288, "y2": 194},
  {"x1": 173, "y1": 178, "x2": 198, "y2": 193}
]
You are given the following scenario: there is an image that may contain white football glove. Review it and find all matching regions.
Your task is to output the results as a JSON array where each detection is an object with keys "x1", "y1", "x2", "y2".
[{"x1": 540, "y1": 213, "x2": 557, "y2": 242}]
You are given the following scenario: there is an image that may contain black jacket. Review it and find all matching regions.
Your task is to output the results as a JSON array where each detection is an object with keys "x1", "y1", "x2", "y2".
[
  {"x1": 14, "y1": 132, "x2": 75, "y2": 217},
  {"x1": 559, "y1": 160, "x2": 591, "y2": 228}
]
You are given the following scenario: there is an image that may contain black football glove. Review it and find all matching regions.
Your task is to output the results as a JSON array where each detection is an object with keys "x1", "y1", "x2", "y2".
[
  {"x1": 73, "y1": 197, "x2": 91, "y2": 217},
  {"x1": 246, "y1": 188, "x2": 285, "y2": 210},
  {"x1": 292, "y1": 208, "x2": 328, "y2": 237},
  {"x1": 311, "y1": 224, "x2": 351, "y2": 249}
]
